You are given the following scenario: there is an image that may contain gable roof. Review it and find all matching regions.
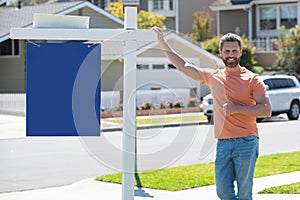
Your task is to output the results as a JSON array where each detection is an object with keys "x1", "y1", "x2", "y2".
[{"x1": 0, "y1": 1, "x2": 124, "y2": 42}]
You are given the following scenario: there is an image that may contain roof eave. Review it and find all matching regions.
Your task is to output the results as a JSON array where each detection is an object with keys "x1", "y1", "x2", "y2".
[
  {"x1": 210, "y1": 1, "x2": 254, "y2": 11},
  {"x1": 254, "y1": 0, "x2": 297, "y2": 5},
  {"x1": 210, "y1": 0, "x2": 297, "y2": 11}
]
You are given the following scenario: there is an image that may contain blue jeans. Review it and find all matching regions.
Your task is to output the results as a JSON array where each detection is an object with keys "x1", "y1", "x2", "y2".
[{"x1": 215, "y1": 136, "x2": 259, "y2": 200}]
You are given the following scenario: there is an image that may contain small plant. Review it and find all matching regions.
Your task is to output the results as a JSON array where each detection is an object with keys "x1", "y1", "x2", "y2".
[
  {"x1": 110, "y1": 104, "x2": 123, "y2": 112},
  {"x1": 139, "y1": 102, "x2": 155, "y2": 110},
  {"x1": 158, "y1": 101, "x2": 168, "y2": 109},
  {"x1": 166, "y1": 100, "x2": 174, "y2": 109},
  {"x1": 172, "y1": 99, "x2": 185, "y2": 108}
]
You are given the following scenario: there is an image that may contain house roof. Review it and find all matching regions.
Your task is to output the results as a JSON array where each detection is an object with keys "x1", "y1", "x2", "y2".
[
  {"x1": 1, "y1": 1, "x2": 222, "y2": 67},
  {"x1": 0, "y1": 1, "x2": 124, "y2": 42},
  {"x1": 210, "y1": 0, "x2": 298, "y2": 11}
]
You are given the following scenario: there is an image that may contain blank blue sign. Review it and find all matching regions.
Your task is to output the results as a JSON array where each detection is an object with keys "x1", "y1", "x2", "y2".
[{"x1": 26, "y1": 43, "x2": 101, "y2": 136}]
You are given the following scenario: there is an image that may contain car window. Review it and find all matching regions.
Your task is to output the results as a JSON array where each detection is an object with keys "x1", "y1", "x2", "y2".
[
  {"x1": 263, "y1": 79, "x2": 274, "y2": 90},
  {"x1": 286, "y1": 78, "x2": 296, "y2": 87},
  {"x1": 265, "y1": 78, "x2": 296, "y2": 90}
]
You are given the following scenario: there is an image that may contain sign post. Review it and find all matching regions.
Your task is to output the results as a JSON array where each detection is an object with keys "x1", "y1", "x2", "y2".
[
  {"x1": 10, "y1": 2, "x2": 156, "y2": 199},
  {"x1": 122, "y1": 6, "x2": 137, "y2": 200}
]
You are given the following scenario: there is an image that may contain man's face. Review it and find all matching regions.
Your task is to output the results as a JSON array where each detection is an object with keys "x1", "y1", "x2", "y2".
[{"x1": 219, "y1": 41, "x2": 242, "y2": 68}]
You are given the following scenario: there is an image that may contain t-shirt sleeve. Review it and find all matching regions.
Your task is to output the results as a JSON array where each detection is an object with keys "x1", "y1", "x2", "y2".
[
  {"x1": 199, "y1": 69, "x2": 214, "y2": 84},
  {"x1": 251, "y1": 75, "x2": 267, "y2": 97}
]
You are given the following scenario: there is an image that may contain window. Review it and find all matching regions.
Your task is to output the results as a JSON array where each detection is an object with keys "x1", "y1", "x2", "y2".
[
  {"x1": 263, "y1": 79, "x2": 274, "y2": 90},
  {"x1": 280, "y1": 6, "x2": 297, "y2": 29},
  {"x1": 259, "y1": 5, "x2": 298, "y2": 31},
  {"x1": 152, "y1": 64, "x2": 165, "y2": 70},
  {"x1": 168, "y1": 64, "x2": 176, "y2": 70},
  {"x1": 169, "y1": 0, "x2": 173, "y2": 10},
  {"x1": 99, "y1": 0, "x2": 106, "y2": 9},
  {"x1": 260, "y1": 7, "x2": 276, "y2": 30},
  {"x1": 264, "y1": 78, "x2": 296, "y2": 90},
  {"x1": 137, "y1": 64, "x2": 149, "y2": 70},
  {"x1": 153, "y1": 0, "x2": 163, "y2": 10},
  {"x1": 0, "y1": 39, "x2": 19, "y2": 56}
]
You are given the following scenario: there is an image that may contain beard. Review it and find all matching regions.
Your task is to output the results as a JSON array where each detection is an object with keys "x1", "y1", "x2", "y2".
[{"x1": 222, "y1": 57, "x2": 240, "y2": 68}]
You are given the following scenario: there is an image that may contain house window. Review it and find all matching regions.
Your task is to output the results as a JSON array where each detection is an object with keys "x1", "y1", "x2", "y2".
[
  {"x1": 99, "y1": 0, "x2": 106, "y2": 9},
  {"x1": 0, "y1": 39, "x2": 19, "y2": 56},
  {"x1": 259, "y1": 7, "x2": 276, "y2": 30},
  {"x1": 152, "y1": 64, "x2": 165, "y2": 70},
  {"x1": 169, "y1": 0, "x2": 173, "y2": 10},
  {"x1": 280, "y1": 6, "x2": 297, "y2": 29},
  {"x1": 259, "y1": 5, "x2": 298, "y2": 31},
  {"x1": 168, "y1": 64, "x2": 176, "y2": 69},
  {"x1": 153, "y1": 0, "x2": 163, "y2": 10},
  {"x1": 137, "y1": 64, "x2": 149, "y2": 70}
]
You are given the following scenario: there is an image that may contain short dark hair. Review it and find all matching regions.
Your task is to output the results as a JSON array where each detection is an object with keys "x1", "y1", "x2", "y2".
[{"x1": 220, "y1": 33, "x2": 242, "y2": 50}]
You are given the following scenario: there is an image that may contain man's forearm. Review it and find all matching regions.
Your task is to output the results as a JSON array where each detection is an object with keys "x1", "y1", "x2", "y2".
[
  {"x1": 157, "y1": 37, "x2": 187, "y2": 72},
  {"x1": 223, "y1": 100, "x2": 272, "y2": 117},
  {"x1": 235, "y1": 103, "x2": 272, "y2": 117}
]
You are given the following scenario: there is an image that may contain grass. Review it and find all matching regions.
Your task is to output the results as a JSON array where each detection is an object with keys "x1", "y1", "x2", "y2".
[
  {"x1": 258, "y1": 182, "x2": 300, "y2": 194},
  {"x1": 103, "y1": 115, "x2": 207, "y2": 126},
  {"x1": 96, "y1": 151, "x2": 300, "y2": 192}
]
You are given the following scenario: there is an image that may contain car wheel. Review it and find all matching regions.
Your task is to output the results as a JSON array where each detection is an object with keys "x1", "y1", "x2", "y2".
[
  {"x1": 256, "y1": 118, "x2": 264, "y2": 122},
  {"x1": 287, "y1": 101, "x2": 300, "y2": 120}
]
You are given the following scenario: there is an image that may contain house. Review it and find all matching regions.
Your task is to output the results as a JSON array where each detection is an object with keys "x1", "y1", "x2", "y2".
[
  {"x1": 87, "y1": 0, "x2": 218, "y2": 36},
  {"x1": 139, "y1": 0, "x2": 218, "y2": 36},
  {"x1": 0, "y1": 1, "x2": 124, "y2": 93},
  {"x1": 0, "y1": 1, "x2": 223, "y2": 101},
  {"x1": 210, "y1": 0, "x2": 300, "y2": 68}
]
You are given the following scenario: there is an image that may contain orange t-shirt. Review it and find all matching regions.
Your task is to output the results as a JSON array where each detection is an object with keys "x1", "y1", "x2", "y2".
[{"x1": 200, "y1": 67, "x2": 266, "y2": 139}]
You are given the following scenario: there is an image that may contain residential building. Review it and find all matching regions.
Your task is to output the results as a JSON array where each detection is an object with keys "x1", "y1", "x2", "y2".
[
  {"x1": 0, "y1": 1, "x2": 123, "y2": 93},
  {"x1": 0, "y1": 0, "x2": 223, "y2": 100},
  {"x1": 87, "y1": 0, "x2": 218, "y2": 36},
  {"x1": 141, "y1": 0, "x2": 218, "y2": 36}
]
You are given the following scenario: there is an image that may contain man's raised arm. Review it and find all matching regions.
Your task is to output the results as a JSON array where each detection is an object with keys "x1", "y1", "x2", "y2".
[{"x1": 152, "y1": 26, "x2": 210, "y2": 82}]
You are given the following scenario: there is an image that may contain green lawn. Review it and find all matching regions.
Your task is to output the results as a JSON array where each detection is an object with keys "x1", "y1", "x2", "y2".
[{"x1": 96, "y1": 151, "x2": 300, "y2": 192}]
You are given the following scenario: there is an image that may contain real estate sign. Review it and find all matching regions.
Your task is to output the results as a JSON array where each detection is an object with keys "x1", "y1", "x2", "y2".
[{"x1": 26, "y1": 42, "x2": 101, "y2": 136}]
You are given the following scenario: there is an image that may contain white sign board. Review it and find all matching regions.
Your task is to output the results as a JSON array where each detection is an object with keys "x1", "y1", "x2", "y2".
[{"x1": 33, "y1": 13, "x2": 89, "y2": 29}]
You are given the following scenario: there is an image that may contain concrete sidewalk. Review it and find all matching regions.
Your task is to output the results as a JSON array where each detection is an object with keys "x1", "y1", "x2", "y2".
[
  {"x1": 0, "y1": 114, "x2": 300, "y2": 200},
  {"x1": 0, "y1": 171, "x2": 299, "y2": 200}
]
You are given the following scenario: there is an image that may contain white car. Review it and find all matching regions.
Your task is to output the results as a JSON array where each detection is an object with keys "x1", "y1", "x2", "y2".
[{"x1": 202, "y1": 74, "x2": 300, "y2": 123}]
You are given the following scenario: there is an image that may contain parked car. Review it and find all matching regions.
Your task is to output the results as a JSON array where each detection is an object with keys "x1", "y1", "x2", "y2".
[{"x1": 202, "y1": 74, "x2": 300, "y2": 123}]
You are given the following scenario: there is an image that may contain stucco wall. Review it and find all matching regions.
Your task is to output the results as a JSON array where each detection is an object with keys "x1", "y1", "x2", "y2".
[
  {"x1": 178, "y1": 0, "x2": 217, "y2": 36},
  {"x1": 220, "y1": 10, "x2": 248, "y2": 35}
]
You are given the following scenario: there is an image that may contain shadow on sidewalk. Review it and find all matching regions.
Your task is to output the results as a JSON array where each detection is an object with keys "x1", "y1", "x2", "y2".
[{"x1": 134, "y1": 173, "x2": 154, "y2": 198}]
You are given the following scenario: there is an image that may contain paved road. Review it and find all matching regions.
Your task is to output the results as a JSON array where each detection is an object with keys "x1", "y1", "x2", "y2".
[{"x1": 0, "y1": 115, "x2": 299, "y2": 193}]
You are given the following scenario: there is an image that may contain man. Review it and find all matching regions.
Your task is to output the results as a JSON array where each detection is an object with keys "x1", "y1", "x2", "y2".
[{"x1": 152, "y1": 26, "x2": 272, "y2": 200}]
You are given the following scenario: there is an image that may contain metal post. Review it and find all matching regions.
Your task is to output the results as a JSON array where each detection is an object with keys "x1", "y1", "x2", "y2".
[{"x1": 122, "y1": 6, "x2": 137, "y2": 200}]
